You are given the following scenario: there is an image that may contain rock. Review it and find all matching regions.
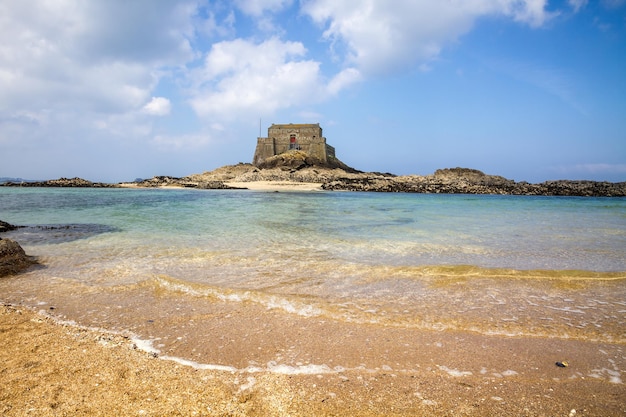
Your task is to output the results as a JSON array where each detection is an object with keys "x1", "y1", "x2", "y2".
[
  {"x1": 0, "y1": 177, "x2": 117, "y2": 188},
  {"x1": 255, "y1": 150, "x2": 359, "y2": 172},
  {"x1": 321, "y1": 168, "x2": 626, "y2": 196},
  {"x1": 2, "y1": 161, "x2": 624, "y2": 196},
  {"x1": 0, "y1": 220, "x2": 18, "y2": 233},
  {"x1": 196, "y1": 181, "x2": 247, "y2": 190},
  {"x1": 0, "y1": 238, "x2": 35, "y2": 277},
  {"x1": 184, "y1": 162, "x2": 625, "y2": 196}
]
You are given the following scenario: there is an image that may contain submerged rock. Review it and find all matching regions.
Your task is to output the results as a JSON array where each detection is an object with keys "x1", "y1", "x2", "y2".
[
  {"x1": 0, "y1": 238, "x2": 35, "y2": 277},
  {"x1": 2, "y1": 224, "x2": 119, "y2": 245}
]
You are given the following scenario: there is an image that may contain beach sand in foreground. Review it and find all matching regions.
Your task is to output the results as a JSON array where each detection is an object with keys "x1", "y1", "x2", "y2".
[{"x1": 1, "y1": 304, "x2": 624, "y2": 416}]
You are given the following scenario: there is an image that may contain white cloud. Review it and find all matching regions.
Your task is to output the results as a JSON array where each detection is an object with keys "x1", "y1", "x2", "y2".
[
  {"x1": 234, "y1": 0, "x2": 293, "y2": 16},
  {"x1": 327, "y1": 68, "x2": 362, "y2": 95},
  {"x1": 0, "y1": 1, "x2": 196, "y2": 119},
  {"x1": 302, "y1": 0, "x2": 555, "y2": 76},
  {"x1": 152, "y1": 133, "x2": 213, "y2": 151},
  {"x1": 143, "y1": 97, "x2": 172, "y2": 116},
  {"x1": 189, "y1": 37, "x2": 357, "y2": 119},
  {"x1": 568, "y1": 0, "x2": 588, "y2": 12},
  {"x1": 232, "y1": 0, "x2": 295, "y2": 33}
]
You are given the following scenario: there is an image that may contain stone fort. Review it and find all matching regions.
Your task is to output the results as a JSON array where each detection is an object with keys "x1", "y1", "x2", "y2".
[{"x1": 253, "y1": 123, "x2": 336, "y2": 166}]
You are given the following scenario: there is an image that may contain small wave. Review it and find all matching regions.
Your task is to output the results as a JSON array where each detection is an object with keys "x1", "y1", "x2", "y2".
[
  {"x1": 129, "y1": 336, "x2": 342, "y2": 375},
  {"x1": 151, "y1": 275, "x2": 323, "y2": 318},
  {"x1": 401, "y1": 265, "x2": 626, "y2": 282}
]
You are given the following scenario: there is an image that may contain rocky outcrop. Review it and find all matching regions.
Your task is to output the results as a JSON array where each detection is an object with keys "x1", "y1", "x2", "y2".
[
  {"x1": 1, "y1": 157, "x2": 624, "y2": 196},
  {"x1": 0, "y1": 220, "x2": 18, "y2": 233},
  {"x1": 0, "y1": 220, "x2": 33, "y2": 276},
  {"x1": 255, "y1": 150, "x2": 359, "y2": 172},
  {"x1": 127, "y1": 176, "x2": 195, "y2": 188},
  {"x1": 196, "y1": 181, "x2": 247, "y2": 190},
  {"x1": 321, "y1": 168, "x2": 626, "y2": 196},
  {"x1": 0, "y1": 238, "x2": 35, "y2": 277},
  {"x1": 184, "y1": 164, "x2": 626, "y2": 196},
  {"x1": 188, "y1": 164, "x2": 368, "y2": 187},
  {"x1": 1, "y1": 177, "x2": 117, "y2": 188}
]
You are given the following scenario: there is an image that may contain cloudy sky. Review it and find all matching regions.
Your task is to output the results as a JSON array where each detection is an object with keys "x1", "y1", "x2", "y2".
[{"x1": 1, "y1": 0, "x2": 625, "y2": 183}]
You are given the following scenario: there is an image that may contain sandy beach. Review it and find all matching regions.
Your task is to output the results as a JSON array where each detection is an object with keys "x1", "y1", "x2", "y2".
[
  {"x1": 118, "y1": 180, "x2": 324, "y2": 192},
  {"x1": 1, "y1": 303, "x2": 624, "y2": 416},
  {"x1": 224, "y1": 181, "x2": 323, "y2": 192}
]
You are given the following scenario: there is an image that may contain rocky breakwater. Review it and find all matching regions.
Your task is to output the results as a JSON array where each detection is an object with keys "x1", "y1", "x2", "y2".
[{"x1": 0, "y1": 221, "x2": 35, "y2": 277}]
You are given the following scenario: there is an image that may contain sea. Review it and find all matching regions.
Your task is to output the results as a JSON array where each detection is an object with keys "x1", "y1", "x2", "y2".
[{"x1": 1, "y1": 187, "x2": 625, "y2": 374}]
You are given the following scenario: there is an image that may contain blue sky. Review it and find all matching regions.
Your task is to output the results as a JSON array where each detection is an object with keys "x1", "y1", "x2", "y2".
[{"x1": 1, "y1": 0, "x2": 625, "y2": 183}]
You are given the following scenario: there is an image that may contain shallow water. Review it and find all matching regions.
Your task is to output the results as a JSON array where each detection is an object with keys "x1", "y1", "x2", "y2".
[{"x1": 1, "y1": 188, "x2": 625, "y2": 371}]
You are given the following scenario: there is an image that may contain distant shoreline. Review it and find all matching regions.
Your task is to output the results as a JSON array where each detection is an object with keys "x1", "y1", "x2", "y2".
[{"x1": 2, "y1": 165, "x2": 625, "y2": 196}]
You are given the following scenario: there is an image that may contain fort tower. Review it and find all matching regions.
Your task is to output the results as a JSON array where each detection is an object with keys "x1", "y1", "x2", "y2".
[{"x1": 252, "y1": 123, "x2": 336, "y2": 166}]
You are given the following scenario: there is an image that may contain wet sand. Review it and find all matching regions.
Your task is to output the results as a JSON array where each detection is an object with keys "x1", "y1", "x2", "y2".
[{"x1": 1, "y1": 304, "x2": 624, "y2": 416}]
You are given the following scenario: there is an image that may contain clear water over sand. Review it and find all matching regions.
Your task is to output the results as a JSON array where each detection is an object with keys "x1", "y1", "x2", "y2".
[{"x1": 1, "y1": 188, "x2": 625, "y2": 377}]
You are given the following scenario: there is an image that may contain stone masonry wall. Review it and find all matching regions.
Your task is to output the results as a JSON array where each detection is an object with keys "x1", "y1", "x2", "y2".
[{"x1": 253, "y1": 123, "x2": 335, "y2": 166}]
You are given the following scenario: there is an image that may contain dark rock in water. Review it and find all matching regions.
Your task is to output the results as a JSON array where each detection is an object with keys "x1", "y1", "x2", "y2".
[
  {"x1": 1, "y1": 224, "x2": 119, "y2": 245},
  {"x1": 0, "y1": 238, "x2": 36, "y2": 277},
  {"x1": 0, "y1": 177, "x2": 118, "y2": 188},
  {"x1": 0, "y1": 220, "x2": 18, "y2": 233},
  {"x1": 196, "y1": 181, "x2": 247, "y2": 190},
  {"x1": 321, "y1": 167, "x2": 626, "y2": 196}
]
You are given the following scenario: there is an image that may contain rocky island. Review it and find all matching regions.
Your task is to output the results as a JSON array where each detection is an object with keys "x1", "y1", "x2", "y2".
[
  {"x1": 2, "y1": 122, "x2": 625, "y2": 196},
  {"x1": 3, "y1": 157, "x2": 625, "y2": 197}
]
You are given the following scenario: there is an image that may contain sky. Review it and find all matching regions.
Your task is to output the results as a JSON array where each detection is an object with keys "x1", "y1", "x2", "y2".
[{"x1": 1, "y1": 0, "x2": 625, "y2": 183}]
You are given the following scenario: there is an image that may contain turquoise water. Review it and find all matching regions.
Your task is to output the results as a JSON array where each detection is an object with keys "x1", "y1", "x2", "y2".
[
  {"x1": 2, "y1": 187, "x2": 625, "y2": 271},
  {"x1": 1, "y1": 187, "x2": 625, "y2": 369}
]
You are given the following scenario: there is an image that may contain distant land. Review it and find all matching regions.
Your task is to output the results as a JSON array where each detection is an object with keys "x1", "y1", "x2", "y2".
[
  {"x1": 2, "y1": 151, "x2": 625, "y2": 197},
  {"x1": 0, "y1": 177, "x2": 40, "y2": 184}
]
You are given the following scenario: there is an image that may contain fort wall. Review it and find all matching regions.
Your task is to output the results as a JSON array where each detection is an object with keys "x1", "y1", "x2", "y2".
[{"x1": 253, "y1": 123, "x2": 335, "y2": 166}]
